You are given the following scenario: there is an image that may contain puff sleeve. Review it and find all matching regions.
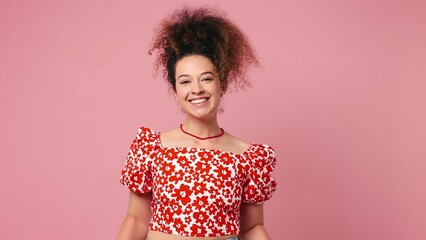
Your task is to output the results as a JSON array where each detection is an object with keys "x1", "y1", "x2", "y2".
[
  {"x1": 242, "y1": 144, "x2": 277, "y2": 204},
  {"x1": 120, "y1": 126, "x2": 157, "y2": 194}
]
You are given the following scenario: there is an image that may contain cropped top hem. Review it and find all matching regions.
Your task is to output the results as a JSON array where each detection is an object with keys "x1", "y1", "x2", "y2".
[{"x1": 120, "y1": 125, "x2": 277, "y2": 237}]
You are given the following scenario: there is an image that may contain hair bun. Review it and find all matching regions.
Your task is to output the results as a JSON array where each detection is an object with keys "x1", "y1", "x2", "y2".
[{"x1": 150, "y1": 6, "x2": 259, "y2": 91}]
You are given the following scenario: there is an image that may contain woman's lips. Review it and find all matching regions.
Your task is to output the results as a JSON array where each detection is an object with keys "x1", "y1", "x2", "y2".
[{"x1": 189, "y1": 97, "x2": 209, "y2": 104}]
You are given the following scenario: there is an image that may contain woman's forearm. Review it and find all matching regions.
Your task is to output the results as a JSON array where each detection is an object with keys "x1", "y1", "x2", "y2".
[
  {"x1": 116, "y1": 216, "x2": 149, "y2": 240},
  {"x1": 239, "y1": 224, "x2": 270, "y2": 240}
]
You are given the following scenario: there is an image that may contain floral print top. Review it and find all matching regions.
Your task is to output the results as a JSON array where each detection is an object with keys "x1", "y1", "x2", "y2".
[{"x1": 120, "y1": 126, "x2": 277, "y2": 237}]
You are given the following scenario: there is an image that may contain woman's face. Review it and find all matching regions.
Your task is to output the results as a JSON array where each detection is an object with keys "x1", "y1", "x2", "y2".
[{"x1": 175, "y1": 55, "x2": 223, "y2": 120}]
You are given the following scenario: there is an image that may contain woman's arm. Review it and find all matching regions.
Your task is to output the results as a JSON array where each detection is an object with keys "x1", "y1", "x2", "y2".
[
  {"x1": 239, "y1": 203, "x2": 270, "y2": 240},
  {"x1": 116, "y1": 191, "x2": 152, "y2": 240}
]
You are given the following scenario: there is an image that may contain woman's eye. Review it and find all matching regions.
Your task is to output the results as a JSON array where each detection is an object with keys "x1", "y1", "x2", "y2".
[
  {"x1": 180, "y1": 80, "x2": 190, "y2": 84},
  {"x1": 202, "y1": 77, "x2": 213, "y2": 81}
]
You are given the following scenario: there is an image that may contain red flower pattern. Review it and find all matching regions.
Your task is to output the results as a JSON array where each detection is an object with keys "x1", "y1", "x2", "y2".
[
  {"x1": 192, "y1": 181, "x2": 207, "y2": 195},
  {"x1": 177, "y1": 155, "x2": 189, "y2": 166},
  {"x1": 190, "y1": 224, "x2": 207, "y2": 236},
  {"x1": 172, "y1": 184, "x2": 193, "y2": 205},
  {"x1": 164, "y1": 148, "x2": 179, "y2": 160},
  {"x1": 193, "y1": 211, "x2": 209, "y2": 224},
  {"x1": 193, "y1": 195, "x2": 209, "y2": 210},
  {"x1": 195, "y1": 161, "x2": 211, "y2": 174},
  {"x1": 221, "y1": 152, "x2": 233, "y2": 165},
  {"x1": 214, "y1": 164, "x2": 231, "y2": 180},
  {"x1": 197, "y1": 151, "x2": 213, "y2": 161},
  {"x1": 213, "y1": 210, "x2": 226, "y2": 225},
  {"x1": 174, "y1": 218, "x2": 187, "y2": 233},
  {"x1": 161, "y1": 161, "x2": 175, "y2": 175},
  {"x1": 120, "y1": 126, "x2": 277, "y2": 237},
  {"x1": 169, "y1": 169, "x2": 184, "y2": 183}
]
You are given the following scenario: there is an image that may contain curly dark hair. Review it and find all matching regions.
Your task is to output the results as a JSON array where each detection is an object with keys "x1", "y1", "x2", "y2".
[{"x1": 148, "y1": 6, "x2": 259, "y2": 91}]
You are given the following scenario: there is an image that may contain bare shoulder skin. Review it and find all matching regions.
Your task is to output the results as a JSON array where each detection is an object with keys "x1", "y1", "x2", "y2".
[{"x1": 160, "y1": 128, "x2": 251, "y2": 154}]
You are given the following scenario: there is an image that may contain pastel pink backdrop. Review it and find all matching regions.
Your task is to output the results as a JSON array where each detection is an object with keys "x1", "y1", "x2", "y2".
[{"x1": 1, "y1": 0, "x2": 425, "y2": 239}]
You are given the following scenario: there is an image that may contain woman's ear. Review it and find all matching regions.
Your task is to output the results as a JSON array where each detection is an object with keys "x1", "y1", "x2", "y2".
[
  {"x1": 221, "y1": 85, "x2": 227, "y2": 97},
  {"x1": 169, "y1": 87, "x2": 179, "y2": 102}
]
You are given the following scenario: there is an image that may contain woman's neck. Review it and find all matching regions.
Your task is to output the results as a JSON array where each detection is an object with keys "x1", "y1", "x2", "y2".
[{"x1": 182, "y1": 116, "x2": 222, "y2": 138}]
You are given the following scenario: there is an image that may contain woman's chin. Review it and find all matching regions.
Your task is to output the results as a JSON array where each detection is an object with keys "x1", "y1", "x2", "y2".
[{"x1": 185, "y1": 110, "x2": 217, "y2": 120}]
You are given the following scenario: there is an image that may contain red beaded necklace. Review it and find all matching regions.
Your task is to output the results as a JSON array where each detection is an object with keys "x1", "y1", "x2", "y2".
[{"x1": 180, "y1": 124, "x2": 225, "y2": 140}]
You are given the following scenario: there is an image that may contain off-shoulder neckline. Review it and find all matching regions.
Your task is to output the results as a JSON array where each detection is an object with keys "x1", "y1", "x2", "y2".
[{"x1": 144, "y1": 126, "x2": 258, "y2": 156}]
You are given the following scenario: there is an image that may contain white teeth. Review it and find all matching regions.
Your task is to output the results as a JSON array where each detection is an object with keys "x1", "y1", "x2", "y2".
[{"x1": 190, "y1": 98, "x2": 207, "y2": 104}]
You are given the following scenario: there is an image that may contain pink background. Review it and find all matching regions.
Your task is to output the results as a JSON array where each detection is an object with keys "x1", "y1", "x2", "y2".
[{"x1": 1, "y1": 0, "x2": 425, "y2": 239}]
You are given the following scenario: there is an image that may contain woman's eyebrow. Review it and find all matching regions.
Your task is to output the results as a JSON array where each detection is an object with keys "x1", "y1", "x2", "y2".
[
  {"x1": 201, "y1": 71, "x2": 215, "y2": 76},
  {"x1": 178, "y1": 71, "x2": 215, "y2": 79},
  {"x1": 177, "y1": 74, "x2": 190, "y2": 79}
]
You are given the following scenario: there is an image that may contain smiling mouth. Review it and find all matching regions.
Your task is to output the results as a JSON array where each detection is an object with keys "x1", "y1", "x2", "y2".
[{"x1": 189, "y1": 98, "x2": 209, "y2": 104}]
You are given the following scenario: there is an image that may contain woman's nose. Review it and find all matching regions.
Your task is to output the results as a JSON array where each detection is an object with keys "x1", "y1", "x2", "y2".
[{"x1": 191, "y1": 81, "x2": 204, "y2": 94}]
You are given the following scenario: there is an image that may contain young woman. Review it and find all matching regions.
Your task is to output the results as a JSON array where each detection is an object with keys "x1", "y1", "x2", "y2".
[{"x1": 117, "y1": 7, "x2": 277, "y2": 240}]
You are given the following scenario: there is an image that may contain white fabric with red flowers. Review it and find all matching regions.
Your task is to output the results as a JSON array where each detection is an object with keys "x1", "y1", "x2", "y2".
[{"x1": 120, "y1": 126, "x2": 277, "y2": 237}]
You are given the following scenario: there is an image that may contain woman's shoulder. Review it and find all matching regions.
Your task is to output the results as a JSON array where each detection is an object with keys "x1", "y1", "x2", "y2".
[
  {"x1": 244, "y1": 142, "x2": 276, "y2": 167},
  {"x1": 157, "y1": 127, "x2": 182, "y2": 148},
  {"x1": 221, "y1": 133, "x2": 252, "y2": 155},
  {"x1": 156, "y1": 127, "x2": 252, "y2": 154},
  {"x1": 133, "y1": 125, "x2": 161, "y2": 144},
  {"x1": 229, "y1": 134, "x2": 275, "y2": 161},
  {"x1": 223, "y1": 132, "x2": 277, "y2": 153}
]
